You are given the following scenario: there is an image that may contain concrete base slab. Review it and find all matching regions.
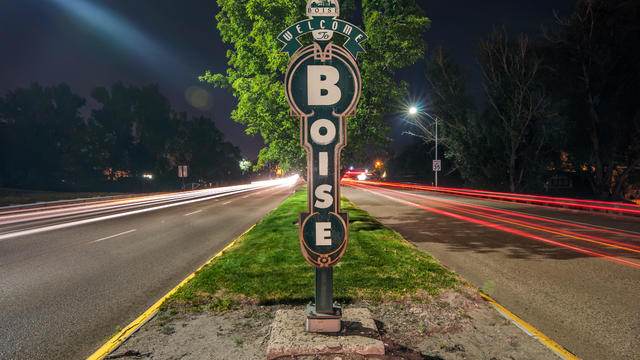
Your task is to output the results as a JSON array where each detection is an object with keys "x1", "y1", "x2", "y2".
[{"x1": 267, "y1": 308, "x2": 384, "y2": 359}]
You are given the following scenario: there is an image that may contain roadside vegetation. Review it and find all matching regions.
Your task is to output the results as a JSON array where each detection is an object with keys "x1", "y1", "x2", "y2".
[{"x1": 167, "y1": 186, "x2": 459, "y2": 309}]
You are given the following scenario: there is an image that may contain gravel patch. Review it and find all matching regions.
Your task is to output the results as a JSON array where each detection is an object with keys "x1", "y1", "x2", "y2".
[{"x1": 109, "y1": 288, "x2": 559, "y2": 359}]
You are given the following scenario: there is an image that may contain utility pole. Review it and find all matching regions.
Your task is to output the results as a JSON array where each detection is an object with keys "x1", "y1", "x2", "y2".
[{"x1": 435, "y1": 116, "x2": 438, "y2": 187}]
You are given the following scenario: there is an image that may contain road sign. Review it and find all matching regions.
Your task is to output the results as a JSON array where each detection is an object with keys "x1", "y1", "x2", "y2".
[
  {"x1": 178, "y1": 165, "x2": 188, "y2": 178},
  {"x1": 281, "y1": 1, "x2": 364, "y2": 269},
  {"x1": 280, "y1": 0, "x2": 367, "y2": 329},
  {"x1": 433, "y1": 160, "x2": 441, "y2": 172}
]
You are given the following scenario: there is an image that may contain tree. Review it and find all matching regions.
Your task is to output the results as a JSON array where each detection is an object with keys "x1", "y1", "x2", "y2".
[
  {"x1": 546, "y1": 0, "x2": 640, "y2": 199},
  {"x1": 0, "y1": 83, "x2": 88, "y2": 189},
  {"x1": 347, "y1": 0, "x2": 431, "y2": 165},
  {"x1": 201, "y1": 0, "x2": 430, "y2": 172},
  {"x1": 173, "y1": 114, "x2": 243, "y2": 184},
  {"x1": 421, "y1": 47, "x2": 498, "y2": 188},
  {"x1": 479, "y1": 28, "x2": 559, "y2": 192},
  {"x1": 89, "y1": 82, "x2": 178, "y2": 186}
]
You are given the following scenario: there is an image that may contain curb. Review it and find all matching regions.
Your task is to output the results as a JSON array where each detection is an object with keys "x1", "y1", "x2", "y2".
[
  {"x1": 478, "y1": 291, "x2": 579, "y2": 360},
  {"x1": 86, "y1": 224, "x2": 256, "y2": 360},
  {"x1": 440, "y1": 266, "x2": 580, "y2": 360}
]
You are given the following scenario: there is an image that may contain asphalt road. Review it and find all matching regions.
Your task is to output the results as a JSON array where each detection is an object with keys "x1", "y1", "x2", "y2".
[
  {"x1": 0, "y1": 179, "x2": 299, "y2": 360},
  {"x1": 343, "y1": 182, "x2": 640, "y2": 360}
]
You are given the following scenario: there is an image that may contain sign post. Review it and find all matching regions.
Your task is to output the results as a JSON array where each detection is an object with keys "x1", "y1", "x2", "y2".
[
  {"x1": 279, "y1": 0, "x2": 367, "y2": 333},
  {"x1": 178, "y1": 165, "x2": 188, "y2": 190}
]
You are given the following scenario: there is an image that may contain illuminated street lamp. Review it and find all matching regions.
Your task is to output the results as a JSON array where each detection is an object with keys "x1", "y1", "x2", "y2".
[{"x1": 407, "y1": 104, "x2": 440, "y2": 187}]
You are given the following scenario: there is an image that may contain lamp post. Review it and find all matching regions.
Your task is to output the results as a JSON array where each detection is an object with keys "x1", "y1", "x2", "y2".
[
  {"x1": 407, "y1": 106, "x2": 439, "y2": 187},
  {"x1": 434, "y1": 115, "x2": 438, "y2": 187}
]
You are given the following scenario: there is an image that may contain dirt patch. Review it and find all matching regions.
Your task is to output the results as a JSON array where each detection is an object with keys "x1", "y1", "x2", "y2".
[{"x1": 109, "y1": 288, "x2": 557, "y2": 359}]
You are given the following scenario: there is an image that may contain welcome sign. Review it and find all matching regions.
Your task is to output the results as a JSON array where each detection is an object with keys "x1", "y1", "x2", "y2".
[{"x1": 279, "y1": 0, "x2": 366, "y2": 331}]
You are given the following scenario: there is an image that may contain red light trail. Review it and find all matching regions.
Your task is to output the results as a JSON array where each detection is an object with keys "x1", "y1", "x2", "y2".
[
  {"x1": 346, "y1": 180, "x2": 640, "y2": 270},
  {"x1": 342, "y1": 178, "x2": 640, "y2": 216}
]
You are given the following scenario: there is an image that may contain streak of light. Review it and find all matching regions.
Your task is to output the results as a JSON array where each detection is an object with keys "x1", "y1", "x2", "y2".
[
  {"x1": 47, "y1": 0, "x2": 186, "y2": 75},
  {"x1": 343, "y1": 179, "x2": 640, "y2": 216},
  {"x1": 88, "y1": 229, "x2": 137, "y2": 244},
  {"x1": 0, "y1": 176, "x2": 298, "y2": 241},
  {"x1": 381, "y1": 187, "x2": 640, "y2": 250},
  {"x1": 344, "y1": 179, "x2": 640, "y2": 239},
  {"x1": 352, "y1": 183, "x2": 640, "y2": 269},
  {"x1": 0, "y1": 176, "x2": 299, "y2": 226}
]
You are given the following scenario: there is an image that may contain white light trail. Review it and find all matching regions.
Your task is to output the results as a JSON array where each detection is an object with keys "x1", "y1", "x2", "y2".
[{"x1": 0, "y1": 176, "x2": 299, "y2": 241}]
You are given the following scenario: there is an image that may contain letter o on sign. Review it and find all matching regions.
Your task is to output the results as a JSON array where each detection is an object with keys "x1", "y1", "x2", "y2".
[{"x1": 310, "y1": 119, "x2": 336, "y2": 145}]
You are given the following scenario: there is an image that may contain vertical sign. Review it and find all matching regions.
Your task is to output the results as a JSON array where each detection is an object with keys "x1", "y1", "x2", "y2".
[
  {"x1": 279, "y1": 0, "x2": 367, "y2": 332},
  {"x1": 178, "y1": 165, "x2": 188, "y2": 178},
  {"x1": 432, "y1": 160, "x2": 441, "y2": 172}
]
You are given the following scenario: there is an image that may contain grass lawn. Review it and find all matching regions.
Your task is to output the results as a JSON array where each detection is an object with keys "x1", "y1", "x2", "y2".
[
  {"x1": 168, "y1": 186, "x2": 459, "y2": 308},
  {"x1": 0, "y1": 188, "x2": 125, "y2": 207}
]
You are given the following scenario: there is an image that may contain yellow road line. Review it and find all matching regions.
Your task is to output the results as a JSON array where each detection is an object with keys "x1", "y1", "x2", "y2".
[
  {"x1": 86, "y1": 224, "x2": 256, "y2": 360},
  {"x1": 478, "y1": 291, "x2": 580, "y2": 360}
]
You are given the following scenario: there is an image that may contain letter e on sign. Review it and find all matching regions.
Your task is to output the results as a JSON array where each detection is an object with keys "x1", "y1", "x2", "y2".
[
  {"x1": 307, "y1": 65, "x2": 341, "y2": 105},
  {"x1": 315, "y1": 222, "x2": 332, "y2": 246}
]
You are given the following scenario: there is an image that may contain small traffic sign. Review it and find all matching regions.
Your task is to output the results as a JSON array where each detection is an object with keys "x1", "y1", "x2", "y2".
[
  {"x1": 178, "y1": 165, "x2": 188, "y2": 178},
  {"x1": 433, "y1": 160, "x2": 441, "y2": 172}
]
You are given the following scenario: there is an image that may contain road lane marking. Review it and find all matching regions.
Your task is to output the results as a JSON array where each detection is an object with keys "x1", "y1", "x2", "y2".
[
  {"x1": 369, "y1": 185, "x2": 640, "y2": 253},
  {"x1": 183, "y1": 210, "x2": 202, "y2": 217},
  {"x1": 355, "y1": 183, "x2": 640, "y2": 269},
  {"x1": 86, "y1": 223, "x2": 258, "y2": 360},
  {"x1": 479, "y1": 292, "x2": 579, "y2": 359},
  {"x1": 0, "y1": 188, "x2": 256, "y2": 242},
  {"x1": 88, "y1": 229, "x2": 137, "y2": 244},
  {"x1": 222, "y1": 201, "x2": 232, "y2": 205}
]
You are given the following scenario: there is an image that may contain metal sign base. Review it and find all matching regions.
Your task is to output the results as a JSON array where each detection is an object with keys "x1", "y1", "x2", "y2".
[{"x1": 306, "y1": 303, "x2": 342, "y2": 333}]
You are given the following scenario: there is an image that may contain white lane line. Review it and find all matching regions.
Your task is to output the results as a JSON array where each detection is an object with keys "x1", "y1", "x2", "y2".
[
  {"x1": 242, "y1": 195, "x2": 250, "y2": 198},
  {"x1": 88, "y1": 229, "x2": 137, "y2": 244},
  {"x1": 184, "y1": 210, "x2": 203, "y2": 217},
  {"x1": 0, "y1": 188, "x2": 255, "y2": 241},
  {"x1": 222, "y1": 201, "x2": 232, "y2": 205}
]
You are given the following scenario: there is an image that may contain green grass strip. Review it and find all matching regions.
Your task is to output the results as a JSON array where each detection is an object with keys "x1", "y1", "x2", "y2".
[{"x1": 170, "y1": 186, "x2": 458, "y2": 306}]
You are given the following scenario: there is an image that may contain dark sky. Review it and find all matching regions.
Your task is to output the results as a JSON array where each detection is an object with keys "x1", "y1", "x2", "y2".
[{"x1": 0, "y1": 0, "x2": 574, "y2": 158}]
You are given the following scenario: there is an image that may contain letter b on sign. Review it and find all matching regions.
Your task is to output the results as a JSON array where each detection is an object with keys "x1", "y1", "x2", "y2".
[{"x1": 308, "y1": 65, "x2": 341, "y2": 105}]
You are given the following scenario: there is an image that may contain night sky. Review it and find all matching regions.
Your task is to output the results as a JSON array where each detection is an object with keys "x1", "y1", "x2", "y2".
[{"x1": 0, "y1": 0, "x2": 574, "y2": 159}]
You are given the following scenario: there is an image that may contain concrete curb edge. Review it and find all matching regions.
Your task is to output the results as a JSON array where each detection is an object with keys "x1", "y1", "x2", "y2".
[
  {"x1": 85, "y1": 224, "x2": 257, "y2": 360},
  {"x1": 478, "y1": 291, "x2": 580, "y2": 360}
]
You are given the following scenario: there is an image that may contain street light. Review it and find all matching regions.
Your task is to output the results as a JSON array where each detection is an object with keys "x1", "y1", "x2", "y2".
[{"x1": 407, "y1": 105, "x2": 440, "y2": 187}]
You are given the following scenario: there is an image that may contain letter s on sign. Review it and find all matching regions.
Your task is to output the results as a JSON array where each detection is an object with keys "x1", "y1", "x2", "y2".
[{"x1": 314, "y1": 184, "x2": 333, "y2": 209}]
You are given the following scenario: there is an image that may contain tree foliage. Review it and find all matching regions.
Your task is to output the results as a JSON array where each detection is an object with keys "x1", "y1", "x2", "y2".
[
  {"x1": 421, "y1": 0, "x2": 639, "y2": 199},
  {"x1": 422, "y1": 47, "x2": 494, "y2": 187},
  {"x1": 547, "y1": 0, "x2": 640, "y2": 198},
  {"x1": 479, "y1": 28, "x2": 558, "y2": 192},
  {"x1": 173, "y1": 114, "x2": 242, "y2": 183},
  {"x1": 424, "y1": 31, "x2": 560, "y2": 193},
  {"x1": 0, "y1": 83, "x2": 89, "y2": 188},
  {"x1": 201, "y1": 0, "x2": 430, "y2": 171},
  {"x1": 89, "y1": 82, "x2": 178, "y2": 181},
  {"x1": 0, "y1": 82, "x2": 243, "y2": 191}
]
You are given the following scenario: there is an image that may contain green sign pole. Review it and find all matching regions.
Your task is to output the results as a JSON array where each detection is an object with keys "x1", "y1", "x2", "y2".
[{"x1": 280, "y1": 0, "x2": 366, "y2": 332}]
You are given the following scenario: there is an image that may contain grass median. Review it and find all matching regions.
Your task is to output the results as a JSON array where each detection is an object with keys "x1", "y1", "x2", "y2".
[{"x1": 167, "y1": 186, "x2": 459, "y2": 309}]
